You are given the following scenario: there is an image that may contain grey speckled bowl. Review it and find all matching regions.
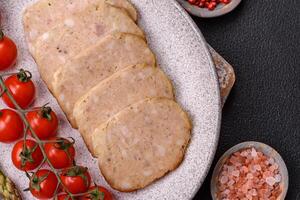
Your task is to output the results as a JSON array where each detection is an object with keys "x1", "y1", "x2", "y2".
[
  {"x1": 177, "y1": 0, "x2": 242, "y2": 18},
  {"x1": 0, "y1": 0, "x2": 221, "y2": 199},
  {"x1": 211, "y1": 141, "x2": 289, "y2": 200}
]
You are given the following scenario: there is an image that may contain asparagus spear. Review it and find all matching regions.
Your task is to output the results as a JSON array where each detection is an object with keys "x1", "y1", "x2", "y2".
[{"x1": 0, "y1": 169, "x2": 22, "y2": 200}]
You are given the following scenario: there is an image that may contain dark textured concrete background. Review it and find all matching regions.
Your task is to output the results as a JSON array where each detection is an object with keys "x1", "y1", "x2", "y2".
[{"x1": 192, "y1": 0, "x2": 300, "y2": 199}]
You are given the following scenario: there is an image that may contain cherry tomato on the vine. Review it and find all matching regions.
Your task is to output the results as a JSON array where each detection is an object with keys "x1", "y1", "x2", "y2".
[
  {"x1": 0, "y1": 109, "x2": 23, "y2": 143},
  {"x1": 11, "y1": 139, "x2": 43, "y2": 171},
  {"x1": 26, "y1": 106, "x2": 58, "y2": 139},
  {"x1": 44, "y1": 137, "x2": 75, "y2": 169},
  {"x1": 79, "y1": 186, "x2": 113, "y2": 200},
  {"x1": 2, "y1": 69, "x2": 35, "y2": 109},
  {"x1": 0, "y1": 30, "x2": 17, "y2": 70},
  {"x1": 30, "y1": 169, "x2": 58, "y2": 199},
  {"x1": 60, "y1": 166, "x2": 91, "y2": 194}
]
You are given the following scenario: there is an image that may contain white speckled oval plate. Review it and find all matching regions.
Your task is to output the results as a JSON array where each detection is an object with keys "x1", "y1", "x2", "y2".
[{"x1": 0, "y1": 0, "x2": 221, "y2": 199}]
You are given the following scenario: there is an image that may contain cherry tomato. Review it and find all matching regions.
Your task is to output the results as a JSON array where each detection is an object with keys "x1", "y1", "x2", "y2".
[
  {"x1": 79, "y1": 186, "x2": 113, "y2": 200},
  {"x1": 30, "y1": 169, "x2": 58, "y2": 199},
  {"x1": 0, "y1": 109, "x2": 23, "y2": 143},
  {"x1": 11, "y1": 139, "x2": 43, "y2": 171},
  {"x1": 26, "y1": 106, "x2": 58, "y2": 139},
  {"x1": 60, "y1": 166, "x2": 91, "y2": 194},
  {"x1": 0, "y1": 30, "x2": 17, "y2": 70},
  {"x1": 56, "y1": 194, "x2": 74, "y2": 200},
  {"x1": 44, "y1": 137, "x2": 75, "y2": 169},
  {"x1": 2, "y1": 69, "x2": 35, "y2": 109}
]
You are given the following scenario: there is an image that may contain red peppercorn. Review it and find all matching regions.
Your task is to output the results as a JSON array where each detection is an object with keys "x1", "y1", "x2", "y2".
[
  {"x1": 207, "y1": 2, "x2": 216, "y2": 10},
  {"x1": 199, "y1": 2, "x2": 205, "y2": 7},
  {"x1": 186, "y1": 0, "x2": 231, "y2": 11},
  {"x1": 188, "y1": 0, "x2": 197, "y2": 4},
  {"x1": 222, "y1": 0, "x2": 231, "y2": 4}
]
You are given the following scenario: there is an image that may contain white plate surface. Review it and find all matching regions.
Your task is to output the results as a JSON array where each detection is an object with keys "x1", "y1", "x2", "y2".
[{"x1": 0, "y1": 0, "x2": 221, "y2": 199}]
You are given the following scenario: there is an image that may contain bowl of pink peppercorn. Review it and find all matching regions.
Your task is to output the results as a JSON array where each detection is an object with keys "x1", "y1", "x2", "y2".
[
  {"x1": 177, "y1": 0, "x2": 242, "y2": 18},
  {"x1": 211, "y1": 141, "x2": 288, "y2": 200}
]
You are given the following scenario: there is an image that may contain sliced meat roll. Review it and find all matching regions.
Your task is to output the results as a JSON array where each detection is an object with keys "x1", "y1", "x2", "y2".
[
  {"x1": 92, "y1": 98, "x2": 191, "y2": 192},
  {"x1": 33, "y1": 2, "x2": 144, "y2": 89},
  {"x1": 23, "y1": 0, "x2": 137, "y2": 51},
  {"x1": 106, "y1": 0, "x2": 137, "y2": 20},
  {"x1": 52, "y1": 33, "x2": 155, "y2": 126},
  {"x1": 73, "y1": 65, "x2": 174, "y2": 153}
]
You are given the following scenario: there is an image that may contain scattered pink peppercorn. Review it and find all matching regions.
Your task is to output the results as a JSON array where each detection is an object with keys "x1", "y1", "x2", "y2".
[{"x1": 187, "y1": 0, "x2": 231, "y2": 11}]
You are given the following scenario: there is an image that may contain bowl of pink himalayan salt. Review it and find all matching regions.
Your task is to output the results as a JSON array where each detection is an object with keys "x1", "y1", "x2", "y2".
[{"x1": 211, "y1": 141, "x2": 288, "y2": 200}]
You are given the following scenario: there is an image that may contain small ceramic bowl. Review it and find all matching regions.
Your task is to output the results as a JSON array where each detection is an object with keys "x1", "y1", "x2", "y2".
[
  {"x1": 176, "y1": 0, "x2": 242, "y2": 18},
  {"x1": 211, "y1": 141, "x2": 289, "y2": 200}
]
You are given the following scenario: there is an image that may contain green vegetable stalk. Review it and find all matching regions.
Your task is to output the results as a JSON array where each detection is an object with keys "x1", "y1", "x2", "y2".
[{"x1": 0, "y1": 168, "x2": 22, "y2": 200}]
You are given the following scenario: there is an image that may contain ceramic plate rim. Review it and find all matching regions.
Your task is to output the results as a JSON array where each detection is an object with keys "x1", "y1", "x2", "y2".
[{"x1": 170, "y1": 0, "x2": 222, "y2": 197}]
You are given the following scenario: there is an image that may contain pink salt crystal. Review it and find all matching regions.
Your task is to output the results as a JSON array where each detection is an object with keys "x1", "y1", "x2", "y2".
[
  {"x1": 269, "y1": 165, "x2": 276, "y2": 172},
  {"x1": 246, "y1": 173, "x2": 254, "y2": 179},
  {"x1": 257, "y1": 151, "x2": 263, "y2": 157},
  {"x1": 261, "y1": 155, "x2": 268, "y2": 162},
  {"x1": 241, "y1": 150, "x2": 248, "y2": 157},
  {"x1": 274, "y1": 174, "x2": 281, "y2": 183},
  {"x1": 263, "y1": 171, "x2": 272, "y2": 178},
  {"x1": 246, "y1": 194, "x2": 253, "y2": 200},
  {"x1": 224, "y1": 189, "x2": 230, "y2": 195},
  {"x1": 253, "y1": 177, "x2": 260, "y2": 184},
  {"x1": 268, "y1": 158, "x2": 275, "y2": 165},
  {"x1": 266, "y1": 177, "x2": 276, "y2": 186},
  {"x1": 264, "y1": 160, "x2": 269, "y2": 165},
  {"x1": 227, "y1": 166, "x2": 234, "y2": 173},
  {"x1": 251, "y1": 148, "x2": 258, "y2": 158},
  {"x1": 250, "y1": 165, "x2": 257, "y2": 173},
  {"x1": 219, "y1": 184, "x2": 226, "y2": 191},
  {"x1": 246, "y1": 155, "x2": 252, "y2": 161},
  {"x1": 241, "y1": 184, "x2": 249, "y2": 193},
  {"x1": 253, "y1": 164, "x2": 262, "y2": 171},
  {"x1": 229, "y1": 156, "x2": 239, "y2": 165},
  {"x1": 259, "y1": 178, "x2": 265, "y2": 184},
  {"x1": 220, "y1": 171, "x2": 226, "y2": 177},
  {"x1": 251, "y1": 189, "x2": 258, "y2": 196},
  {"x1": 263, "y1": 191, "x2": 272, "y2": 198},
  {"x1": 220, "y1": 175, "x2": 229, "y2": 184},
  {"x1": 223, "y1": 164, "x2": 229, "y2": 170},
  {"x1": 234, "y1": 152, "x2": 240, "y2": 156},
  {"x1": 234, "y1": 162, "x2": 242, "y2": 167},
  {"x1": 232, "y1": 170, "x2": 240, "y2": 177},
  {"x1": 241, "y1": 166, "x2": 249, "y2": 173},
  {"x1": 228, "y1": 179, "x2": 235, "y2": 186}
]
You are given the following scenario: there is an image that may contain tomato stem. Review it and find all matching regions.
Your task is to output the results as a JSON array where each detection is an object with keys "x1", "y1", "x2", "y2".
[
  {"x1": 0, "y1": 74, "x2": 77, "y2": 199},
  {"x1": 0, "y1": 30, "x2": 4, "y2": 41},
  {"x1": 0, "y1": 89, "x2": 7, "y2": 97},
  {"x1": 0, "y1": 72, "x2": 18, "y2": 77},
  {"x1": 40, "y1": 139, "x2": 67, "y2": 143},
  {"x1": 17, "y1": 69, "x2": 32, "y2": 82},
  {"x1": 40, "y1": 106, "x2": 52, "y2": 121}
]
